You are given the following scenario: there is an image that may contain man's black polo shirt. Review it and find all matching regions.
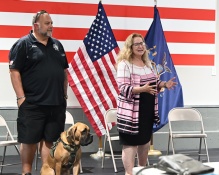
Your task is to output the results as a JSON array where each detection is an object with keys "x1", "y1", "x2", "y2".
[{"x1": 9, "y1": 31, "x2": 69, "y2": 106}]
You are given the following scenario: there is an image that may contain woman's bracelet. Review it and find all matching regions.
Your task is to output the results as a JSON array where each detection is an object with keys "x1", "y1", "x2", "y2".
[
  {"x1": 163, "y1": 82, "x2": 167, "y2": 88},
  {"x1": 17, "y1": 96, "x2": 25, "y2": 101}
]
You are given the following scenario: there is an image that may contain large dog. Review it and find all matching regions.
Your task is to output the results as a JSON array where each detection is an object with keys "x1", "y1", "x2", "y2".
[{"x1": 40, "y1": 122, "x2": 93, "y2": 175}]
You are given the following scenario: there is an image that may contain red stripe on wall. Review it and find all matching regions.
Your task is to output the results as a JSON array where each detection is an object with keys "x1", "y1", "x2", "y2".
[
  {"x1": 66, "y1": 52, "x2": 76, "y2": 63},
  {"x1": 164, "y1": 31, "x2": 215, "y2": 44},
  {"x1": 2, "y1": 50, "x2": 214, "y2": 66},
  {"x1": 0, "y1": 26, "x2": 32, "y2": 38},
  {"x1": 0, "y1": 50, "x2": 76, "y2": 64},
  {"x1": 0, "y1": 50, "x2": 76, "y2": 63},
  {"x1": 159, "y1": 7, "x2": 215, "y2": 21},
  {"x1": 0, "y1": 1, "x2": 215, "y2": 20},
  {"x1": 172, "y1": 54, "x2": 214, "y2": 66},
  {"x1": 0, "y1": 25, "x2": 215, "y2": 44},
  {"x1": 0, "y1": 50, "x2": 9, "y2": 63}
]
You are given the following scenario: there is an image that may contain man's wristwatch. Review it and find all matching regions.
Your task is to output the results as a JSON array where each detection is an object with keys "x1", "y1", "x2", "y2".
[{"x1": 64, "y1": 95, "x2": 68, "y2": 100}]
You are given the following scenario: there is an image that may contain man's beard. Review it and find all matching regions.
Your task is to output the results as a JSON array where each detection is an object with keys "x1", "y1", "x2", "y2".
[{"x1": 38, "y1": 29, "x2": 52, "y2": 37}]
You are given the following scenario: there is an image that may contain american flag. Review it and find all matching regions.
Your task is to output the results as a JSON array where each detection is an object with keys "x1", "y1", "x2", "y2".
[{"x1": 67, "y1": 1, "x2": 119, "y2": 136}]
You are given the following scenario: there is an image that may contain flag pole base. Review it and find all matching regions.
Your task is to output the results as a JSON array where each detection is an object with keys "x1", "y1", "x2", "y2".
[
  {"x1": 90, "y1": 148, "x2": 111, "y2": 160},
  {"x1": 148, "y1": 145, "x2": 162, "y2": 156}
]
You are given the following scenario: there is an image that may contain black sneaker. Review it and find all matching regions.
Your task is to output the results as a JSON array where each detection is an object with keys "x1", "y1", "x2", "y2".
[{"x1": 25, "y1": 173, "x2": 32, "y2": 175}]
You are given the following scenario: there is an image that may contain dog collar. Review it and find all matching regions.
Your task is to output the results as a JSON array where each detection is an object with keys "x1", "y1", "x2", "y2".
[
  {"x1": 50, "y1": 138, "x2": 80, "y2": 157},
  {"x1": 61, "y1": 138, "x2": 80, "y2": 153}
]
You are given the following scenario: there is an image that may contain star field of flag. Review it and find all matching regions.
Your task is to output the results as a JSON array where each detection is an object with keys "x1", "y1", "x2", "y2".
[{"x1": 84, "y1": 4, "x2": 118, "y2": 62}]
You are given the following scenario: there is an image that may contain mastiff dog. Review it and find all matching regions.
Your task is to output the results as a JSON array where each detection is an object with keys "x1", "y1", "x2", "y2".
[{"x1": 41, "y1": 122, "x2": 93, "y2": 175}]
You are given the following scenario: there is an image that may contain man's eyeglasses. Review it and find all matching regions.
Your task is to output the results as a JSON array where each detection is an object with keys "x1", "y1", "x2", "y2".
[
  {"x1": 33, "y1": 10, "x2": 47, "y2": 24},
  {"x1": 132, "y1": 42, "x2": 146, "y2": 47}
]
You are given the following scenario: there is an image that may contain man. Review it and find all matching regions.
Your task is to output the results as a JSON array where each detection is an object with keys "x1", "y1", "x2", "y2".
[{"x1": 9, "y1": 10, "x2": 68, "y2": 175}]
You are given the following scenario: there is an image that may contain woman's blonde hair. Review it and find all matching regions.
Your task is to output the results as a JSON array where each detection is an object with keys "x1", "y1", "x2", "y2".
[{"x1": 117, "y1": 33, "x2": 151, "y2": 67}]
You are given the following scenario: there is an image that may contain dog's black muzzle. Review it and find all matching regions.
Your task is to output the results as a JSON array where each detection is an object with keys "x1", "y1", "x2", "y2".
[{"x1": 81, "y1": 133, "x2": 93, "y2": 146}]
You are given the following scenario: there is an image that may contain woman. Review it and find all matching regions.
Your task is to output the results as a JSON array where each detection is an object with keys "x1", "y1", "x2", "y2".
[{"x1": 116, "y1": 33, "x2": 176, "y2": 175}]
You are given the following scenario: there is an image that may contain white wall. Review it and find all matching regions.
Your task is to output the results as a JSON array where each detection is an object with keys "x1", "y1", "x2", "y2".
[{"x1": 176, "y1": 0, "x2": 219, "y2": 106}]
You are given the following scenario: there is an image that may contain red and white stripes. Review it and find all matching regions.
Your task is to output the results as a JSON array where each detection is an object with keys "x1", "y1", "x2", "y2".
[{"x1": 0, "y1": 0, "x2": 216, "y2": 66}]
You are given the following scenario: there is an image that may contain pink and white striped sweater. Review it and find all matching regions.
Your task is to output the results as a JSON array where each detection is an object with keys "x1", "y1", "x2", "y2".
[{"x1": 117, "y1": 60, "x2": 160, "y2": 135}]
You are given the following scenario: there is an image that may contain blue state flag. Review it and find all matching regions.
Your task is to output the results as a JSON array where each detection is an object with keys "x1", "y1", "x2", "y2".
[{"x1": 145, "y1": 6, "x2": 184, "y2": 132}]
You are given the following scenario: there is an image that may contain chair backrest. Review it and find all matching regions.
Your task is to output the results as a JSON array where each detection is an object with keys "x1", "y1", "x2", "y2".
[
  {"x1": 168, "y1": 107, "x2": 205, "y2": 133},
  {"x1": 65, "y1": 111, "x2": 75, "y2": 125},
  {"x1": 103, "y1": 108, "x2": 117, "y2": 135},
  {"x1": 0, "y1": 115, "x2": 16, "y2": 141},
  {"x1": 104, "y1": 108, "x2": 117, "y2": 124},
  {"x1": 168, "y1": 107, "x2": 202, "y2": 122}
]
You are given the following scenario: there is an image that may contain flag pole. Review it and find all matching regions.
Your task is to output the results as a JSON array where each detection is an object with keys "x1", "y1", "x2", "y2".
[
  {"x1": 148, "y1": 62, "x2": 162, "y2": 156},
  {"x1": 148, "y1": 1, "x2": 162, "y2": 157}
]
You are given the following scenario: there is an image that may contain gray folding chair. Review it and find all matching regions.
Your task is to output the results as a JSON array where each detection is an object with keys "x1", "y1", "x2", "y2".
[
  {"x1": 101, "y1": 108, "x2": 149, "y2": 173},
  {"x1": 0, "y1": 115, "x2": 20, "y2": 174},
  {"x1": 167, "y1": 107, "x2": 210, "y2": 162},
  {"x1": 101, "y1": 108, "x2": 120, "y2": 173}
]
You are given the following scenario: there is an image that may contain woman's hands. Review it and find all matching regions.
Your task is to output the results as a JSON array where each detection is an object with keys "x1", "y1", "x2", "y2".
[
  {"x1": 164, "y1": 77, "x2": 177, "y2": 90},
  {"x1": 133, "y1": 77, "x2": 177, "y2": 95},
  {"x1": 132, "y1": 82, "x2": 157, "y2": 95},
  {"x1": 142, "y1": 83, "x2": 157, "y2": 95}
]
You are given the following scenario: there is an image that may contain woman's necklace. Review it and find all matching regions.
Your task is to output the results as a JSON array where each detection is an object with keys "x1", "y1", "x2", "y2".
[{"x1": 131, "y1": 61, "x2": 149, "y2": 83}]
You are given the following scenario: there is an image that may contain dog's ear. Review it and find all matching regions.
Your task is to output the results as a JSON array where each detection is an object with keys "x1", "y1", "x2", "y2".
[
  {"x1": 67, "y1": 124, "x2": 80, "y2": 145},
  {"x1": 66, "y1": 126, "x2": 73, "y2": 143}
]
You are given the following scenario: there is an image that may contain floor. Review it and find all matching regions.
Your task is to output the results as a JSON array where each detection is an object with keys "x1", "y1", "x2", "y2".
[{"x1": 1, "y1": 149, "x2": 219, "y2": 175}]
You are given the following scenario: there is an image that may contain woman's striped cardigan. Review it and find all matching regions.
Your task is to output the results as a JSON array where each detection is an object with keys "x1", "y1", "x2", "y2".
[{"x1": 117, "y1": 60, "x2": 160, "y2": 135}]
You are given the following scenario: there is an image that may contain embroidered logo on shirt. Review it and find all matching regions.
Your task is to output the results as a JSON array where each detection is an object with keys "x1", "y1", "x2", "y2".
[
  {"x1": 53, "y1": 44, "x2": 59, "y2": 51},
  {"x1": 9, "y1": 60, "x2": 14, "y2": 65},
  {"x1": 32, "y1": 45, "x2": 37, "y2": 48}
]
